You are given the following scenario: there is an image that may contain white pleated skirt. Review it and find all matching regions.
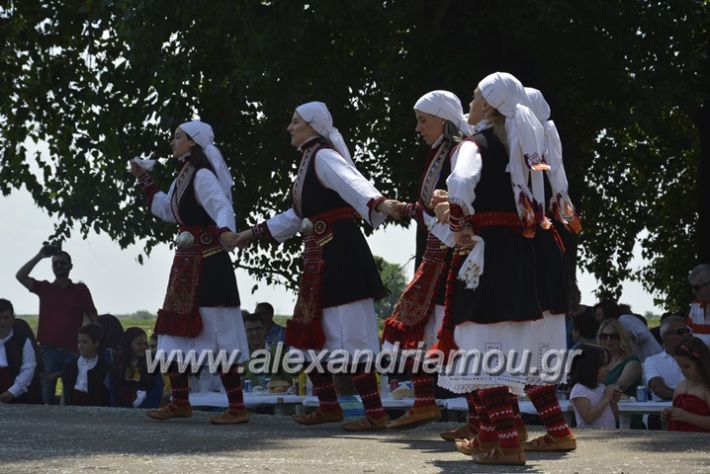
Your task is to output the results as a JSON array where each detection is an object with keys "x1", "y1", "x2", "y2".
[
  {"x1": 437, "y1": 311, "x2": 568, "y2": 396},
  {"x1": 157, "y1": 306, "x2": 250, "y2": 364}
]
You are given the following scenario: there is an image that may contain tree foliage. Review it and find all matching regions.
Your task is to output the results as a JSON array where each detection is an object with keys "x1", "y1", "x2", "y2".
[
  {"x1": 1, "y1": 1, "x2": 708, "y2": 309},
  {"x1": 373, "y1": 255, "x2": 408, "y2": 319}
]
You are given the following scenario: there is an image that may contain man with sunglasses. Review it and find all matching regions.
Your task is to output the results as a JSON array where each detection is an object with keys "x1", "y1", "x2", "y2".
[
  {"x1": 644, "y1": 316, "x2": 692, "y2": 403},
  {"x1": 16, "y1": 245, "x2": 98, "y2": 403},
  {"x1": 688, "y1": 263, "x2": 710, "y2": 345}
]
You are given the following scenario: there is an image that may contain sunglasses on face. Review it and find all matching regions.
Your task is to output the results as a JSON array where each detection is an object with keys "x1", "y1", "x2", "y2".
[
  {"x1": 665, "y1": 327, "x2": 690, "y2": 337},
  {"x1": 599, "y1": 333, "x2": 620, "y2": 341},
  {"x1": 691, "y1": 281, "x2": 709, "y2": 292}
]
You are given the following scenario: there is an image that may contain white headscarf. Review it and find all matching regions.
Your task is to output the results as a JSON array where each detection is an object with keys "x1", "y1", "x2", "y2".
[
  {"x1": 414, "y1": 90, "x2": 472, "y2": 135},
  {"x1": 525, "y1": 87, "x2": 578, "y2": 227},
  {"x1": 478, "y1": 72, "x2": 548, "y2": 231},
  {"x1": 295, "y1": 102, "x2": 354, "y2": 166},
  {"x1": 179, "y1": 120, "x2": 233, "y2": 203}
]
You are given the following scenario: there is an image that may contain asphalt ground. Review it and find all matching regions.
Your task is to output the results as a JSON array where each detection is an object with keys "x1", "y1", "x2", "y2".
[{"x1": 1, "y1": 405, "x2": 709, "y2": 473}]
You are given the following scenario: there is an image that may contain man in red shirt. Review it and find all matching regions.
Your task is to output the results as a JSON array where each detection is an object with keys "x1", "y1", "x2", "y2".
[{"x1": 16, "y1": 245, "x2": 98, "y2": 403}]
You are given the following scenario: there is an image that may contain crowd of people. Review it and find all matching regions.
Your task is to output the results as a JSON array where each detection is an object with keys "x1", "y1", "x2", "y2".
[{"x1": 2, "y1": 70, "x2": 710, "y2": 466}]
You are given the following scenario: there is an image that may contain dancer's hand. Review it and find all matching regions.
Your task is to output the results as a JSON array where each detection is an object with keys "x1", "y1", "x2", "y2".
[
  {"x1": 130, "y1": 161, "x2": 147, "y2": 178},
  {"x1": 434, "y1": 202, "x2": 450, "y2": 224},
  {"x1": 224, "y1": 230, "x2": 256, "y2": 250},
  {"x1": 377, "y1": 199, "x2": 407, "y2": 220},
  {"x1": 453, "y1": 226, "x2": 475, "y2": 248},
  {"x1": 429, "y1": 189, "x2": 448, "y2": 208}
]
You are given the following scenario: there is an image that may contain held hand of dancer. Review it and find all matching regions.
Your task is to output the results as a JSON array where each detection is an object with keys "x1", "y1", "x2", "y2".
[
  {"x1": 231, "y1": 230, "x2": 256, "y2": 250},
  {"x1": 434, "y1": 202, "x2": 450, "y2": 224},
  {"x1": 429, "y1": 189, "x2": 448, "y2": 208},
  {"x1": 130, "y1": 161, "x2": 147, "y2": 178},
  {"x1": 660, "y1": 407, "x2": 672, "y2": 424},
  {"x1": 453, "y1": 226, "x2": 475, "y2": 248},
  {"x1": 377, "y1": 199, "x2": 407, "y2": 220}
]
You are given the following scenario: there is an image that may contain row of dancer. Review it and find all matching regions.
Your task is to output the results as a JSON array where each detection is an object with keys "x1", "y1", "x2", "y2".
[{"x1": 129, "y1": 71, "x2": 581, "y2": 466}]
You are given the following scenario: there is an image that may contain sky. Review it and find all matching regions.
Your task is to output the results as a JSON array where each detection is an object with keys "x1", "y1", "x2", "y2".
[{"x1": 1, "y1": 187, "x2": 664, "y2": 317}]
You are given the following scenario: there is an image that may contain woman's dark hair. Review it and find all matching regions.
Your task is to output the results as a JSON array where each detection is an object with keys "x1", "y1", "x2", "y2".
[
  {"x1": 184, "y1": 132, "x2": 216, "y2": 173},
  {"x1": 114, "y1": 327, "x2": 152, "y2": 390},
  {"x1": 79, "y1": 323, "x2": 103, "y2": 343},
  {"x1": 675, "y1": 337, "x2": 710, "y2": 388},
  {"x1": 443, "y1": 120, "x2": 465, "y2": 143},
  {"x1": 594, "y1": 299, "x2": 621, "y2": 320},
  {"x1": 572, "y1": 308, "x2": 598, "y2": 340},
  {"x1": 569, "y1": 343, "x2": 609, "y2": 390},
  {"x1": 97, "y1": 314, "x2": 124, "y2": 353}
]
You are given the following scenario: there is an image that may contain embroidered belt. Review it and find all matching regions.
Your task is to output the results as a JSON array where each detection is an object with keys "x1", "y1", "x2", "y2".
[
  {"x1": 464, "y1": 211, "x2": 523, "y2": 233},
  {"x1": 176, "y1": 225, "x2": 226, "y2": 257}
]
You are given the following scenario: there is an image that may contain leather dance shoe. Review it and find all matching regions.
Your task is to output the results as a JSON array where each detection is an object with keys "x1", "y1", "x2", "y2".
[
  {"x1": 473, "y1": 445, "x2": 526, "y2": 465},
  {"x1": 455, "y1": 436, "x2": 498, "y2": 456},
  {"x1": 292, "y1": 408, "x2": 344, "y2": 425},
  {"x1": 440, "y1": 423, "x2": 478, "y2": 441},
  {"x1": 209, "y1": 409, "x2": 250, "y2": 425},
  {"x1": 522, "y1": 433, "x2": 577, "y2": 452},
  {"x1": 342, "y1": 414, "x2": 391, "y2": 432},
  {"x1": 387, "y1": 404, "x2": 442, "y2": 429},
  {"x1": 147, "y1": 403, "x2": 192, "y2": 421}
]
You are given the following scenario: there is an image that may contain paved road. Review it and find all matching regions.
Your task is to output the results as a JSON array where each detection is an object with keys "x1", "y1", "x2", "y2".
[{"x1": 1, "y1": 405, "x2": 709, "y2": 473}]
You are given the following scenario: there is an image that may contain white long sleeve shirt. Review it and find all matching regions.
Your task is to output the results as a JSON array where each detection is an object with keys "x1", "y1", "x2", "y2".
[
  {"x1": 266, "y1": 149, "x2": 386, "y2": 243},
  {"x1": 0, "y1": 330, "x2": 37, "y2": 398},
  {"x1": 446, "y1": 140, "x2": 483, "y2": 217},
  {"x1": 150, "y1": 168, "x2": 236, "y2": 232}
]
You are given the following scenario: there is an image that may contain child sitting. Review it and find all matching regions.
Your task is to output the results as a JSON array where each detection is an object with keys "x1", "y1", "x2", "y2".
[
  {"x1": 569, "y1": 343, "x2": 622, "y2": 429},
  {"x1": 0, "y1": 298, "x2": 38, "y2": 404},
  {"x1": 662, "y1": 337, "x2": 710, "y2": 432},
  {"x1": 110, "y1": 327, "x2": 162, "y2": 408},
  {"x1": 62, "y1": 323, "x2": 110, "y2": 406}
]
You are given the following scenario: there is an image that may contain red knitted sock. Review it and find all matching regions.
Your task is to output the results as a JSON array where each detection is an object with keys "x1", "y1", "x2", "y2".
[
  {"x1": 471, "y1": 390, "x2": 498, "y2": 444},
  {"x1": 219, "y1": 365, "x2": 245, "y2": 413},
  {"x1": 466, "y1": 392, "x2": 480, "y2": 431},
  {"x1": 509, "y1": 393, "x2": 526, "y2": 430},
  {"x1": 479, "y1": 386, "x2": 520, "y2": 450},
  {"x1": 352, "y1": 369, "x2": 386, "y2": 420},
  {"x1": 412, "y1": 372, "x2": 436, "y2": 409},
  {"x1": 168, "y1": 370, "x2": 190, "y2": 408},
  {"x1": 308, "y1": 371, "x2": 341, "y2": 413},
  {"x1": 526, "y1": 384, "x2": 573, "y2": 438}
]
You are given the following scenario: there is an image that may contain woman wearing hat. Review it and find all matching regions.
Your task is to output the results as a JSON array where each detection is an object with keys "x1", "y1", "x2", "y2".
[
  {"x1": 230, "y1": 102, "x2": 404, "y2": 431},
  {"x1": 382, "y1": 90, "x2": 469, "y2": 431},
  {"x1": 130, "y1": 120, "x2": 250, "y2": 425}
]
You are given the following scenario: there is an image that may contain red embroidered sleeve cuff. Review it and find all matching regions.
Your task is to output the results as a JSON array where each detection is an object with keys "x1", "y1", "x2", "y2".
[
  {"x1": 251, "y1": 222, "x2": 276, "y2": 243},
  {"x1": 449, "y1": 203, "x2": 466, "y2": 232},
  {"x1": 137, "y1": 173, "x2": 159, "y2": 208},
  {"x1": 405, "y1": 202, "x2": 425, "y2": 226}
]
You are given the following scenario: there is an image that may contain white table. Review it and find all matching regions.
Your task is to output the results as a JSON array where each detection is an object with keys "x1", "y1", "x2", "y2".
[
  {"x1": 443, "y1": 397, "x2": 672, "y2": 429},
  {"x1": 190, "y1": 391, "x2": 305, "y2": 415}
]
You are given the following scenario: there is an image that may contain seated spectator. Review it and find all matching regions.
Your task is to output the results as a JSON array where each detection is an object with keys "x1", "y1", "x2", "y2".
[
  {"x1": 11, "y1": 318, "x2": 43, "y2": 404},
  {"x1": 645, "y1": 316, "x2": 691, "y2": 401},
  {"x1": 253, "y1": 302, "x2": 286, "y2": 347},
  {"x1": 662, "y1": 337, "x2": 710, "y2": 432},
  {"x1": 569, "y1": 343, "x2": 622, "y2": 429},
  {"x1": 687, "y1": 263, "x2": 710, "y2": 345},
  {"x1": 0, "y1": 299, "x2": 39, "y2": 404},
  {"x1": 598, "y1": 319, "x2": 642, "y2": 397},
  {"x1": 62, "y1": 324, "x2": 109, "y2": 406},
  {"x1": 571, "y1": 308, "x2": 598, "y2": 350},
  {"x1": 651, "y1": 311, "x2": 684, "y2": 345},
  {"x1": 110, "y1": 327, "x2": 162, "y2": 408},
  {"x1": 242, "y1": 313, "x2": 289, "y2": 389},
  {"x1": 148, "y1": 333, "x2": 171, "y2": 406},
  {"x1": 97, "y1": 314, "x2": 124, "y2": 364},
  {"x1": 617, "y1": 308, "x2": 662, "y2": 362}
]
